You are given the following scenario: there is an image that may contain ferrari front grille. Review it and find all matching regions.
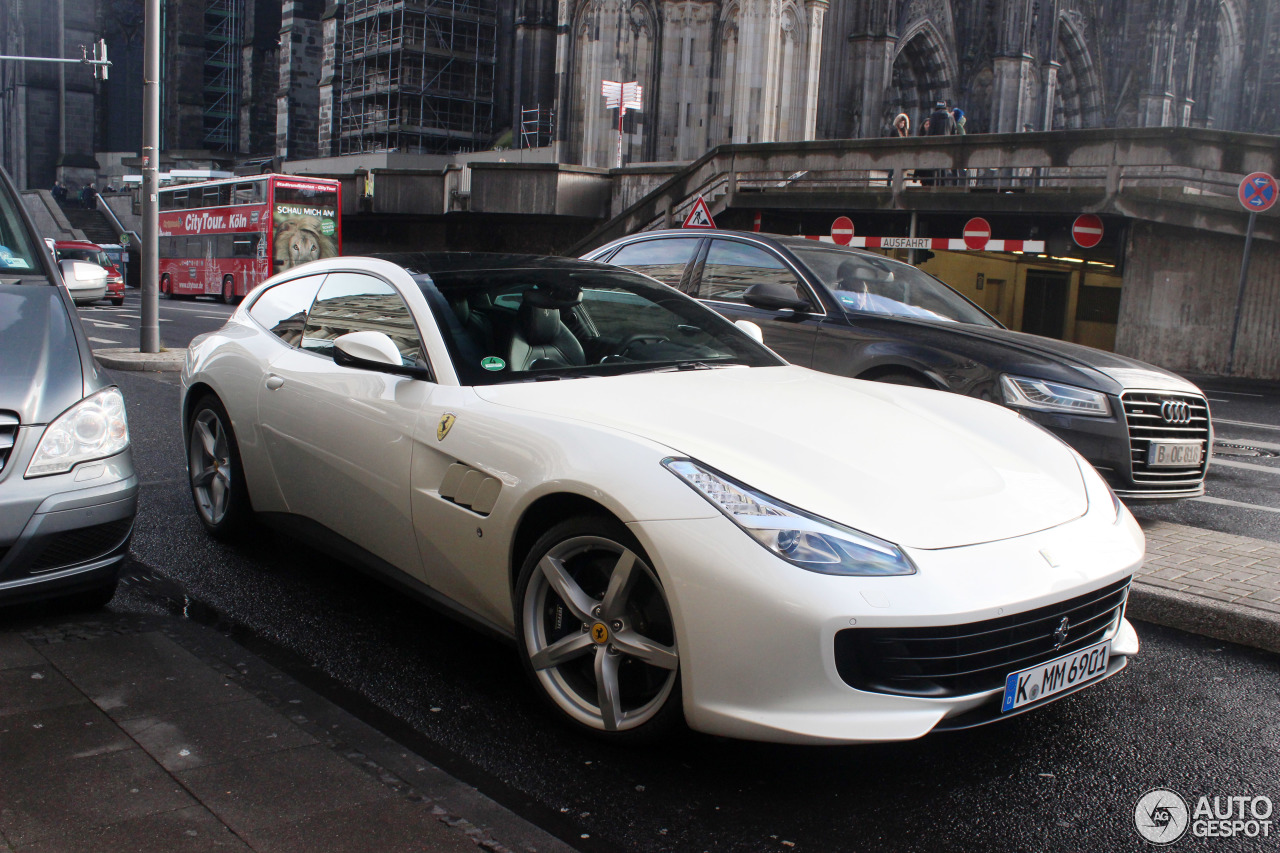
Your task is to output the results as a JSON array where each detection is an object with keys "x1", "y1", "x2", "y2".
[{"x1": 833, "y1": 577, "x2": 1131, "y2": 698}]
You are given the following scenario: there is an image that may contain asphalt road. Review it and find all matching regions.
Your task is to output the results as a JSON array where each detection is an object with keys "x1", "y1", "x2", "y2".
[{"x1": 71, "y1": 364, "x2": 1280, "y2": 853}]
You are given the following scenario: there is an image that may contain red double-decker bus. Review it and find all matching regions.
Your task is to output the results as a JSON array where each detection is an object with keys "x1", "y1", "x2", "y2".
[{"x1": 157, "y1": 174, "x2": 342, "y2": 302}]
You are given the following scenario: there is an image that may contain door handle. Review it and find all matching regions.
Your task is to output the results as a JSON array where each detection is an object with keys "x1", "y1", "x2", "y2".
[{"x1": 265, "y1": 375, "x2": 285, "y2": 391}]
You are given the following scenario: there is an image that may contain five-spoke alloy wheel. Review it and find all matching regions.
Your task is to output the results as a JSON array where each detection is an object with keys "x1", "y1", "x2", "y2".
[
  {"x1": 187, "y1": 396, "x2": 252, "y2": 539},
  {"x1": 516, "y1": 517, "x2": 681, "y2": 740}
]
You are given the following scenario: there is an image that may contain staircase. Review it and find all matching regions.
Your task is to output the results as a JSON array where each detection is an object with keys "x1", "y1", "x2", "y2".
[{"x1": 59, "y1": 206, "x2": 120, "y2": 245}]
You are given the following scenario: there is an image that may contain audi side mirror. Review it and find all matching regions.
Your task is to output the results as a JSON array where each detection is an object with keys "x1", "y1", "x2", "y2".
[{"x1": 742, "y1": 281, "x2": 810, "y2": 313}]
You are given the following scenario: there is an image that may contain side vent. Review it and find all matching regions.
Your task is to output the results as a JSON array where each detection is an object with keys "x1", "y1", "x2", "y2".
[{"x1": 438, "y1": 462, "x2": 503, "y2": 516}]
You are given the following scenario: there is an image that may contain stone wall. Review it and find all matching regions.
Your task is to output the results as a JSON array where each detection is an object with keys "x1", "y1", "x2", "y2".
[{"x1": 277, "y1": 0, "x2": 324, "y2": 160}]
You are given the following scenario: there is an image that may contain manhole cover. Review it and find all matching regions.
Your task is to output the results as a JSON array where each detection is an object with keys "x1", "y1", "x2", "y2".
[{"x1": 1212, "y1": 441, "x2": 1279, "y2": 458}]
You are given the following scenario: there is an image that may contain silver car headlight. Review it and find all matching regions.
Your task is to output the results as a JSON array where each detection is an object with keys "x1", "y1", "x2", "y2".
[
  {"x1": 663, "y1": 458, "x2": 916, "y2": 576},
  {"x1": 26, "y1": 388, "x2": 130, "y2": 477},
  {"x1": 1000, "y1": 375, "x2": 1110, "y2": 417}
]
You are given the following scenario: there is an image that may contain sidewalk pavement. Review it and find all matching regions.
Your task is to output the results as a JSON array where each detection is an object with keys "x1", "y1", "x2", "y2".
[{"x1": 0, "y1": 613, "x2": 576, "y2": 853}]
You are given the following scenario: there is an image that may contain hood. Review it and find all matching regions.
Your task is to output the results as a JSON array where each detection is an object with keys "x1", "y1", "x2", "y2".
[
  {"x1": 949, "y1": 324, "x2": 1202, "y2": 394},
  {"x1": 476, "y1": 366, "x2": 1088, "y2": 550},
  {"x1": 0, "y1": 285, "x2": 87, "y2": 424}
]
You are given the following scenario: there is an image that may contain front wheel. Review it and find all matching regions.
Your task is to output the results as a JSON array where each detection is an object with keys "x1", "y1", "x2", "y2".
[
  {"x1": 515, "y1": 516, "x2": 682, "y2": 742},
  {"x1": 219, "y1": 275, "x2": 234, "y2": 305},
  {"x1": 187, "y1": 395, "x2": 253, "y2": 539}
]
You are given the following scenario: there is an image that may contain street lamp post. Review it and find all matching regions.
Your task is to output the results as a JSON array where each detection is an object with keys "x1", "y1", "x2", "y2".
[{"x1": 140, "y1": 0, "x2": 160, "y2": 353}]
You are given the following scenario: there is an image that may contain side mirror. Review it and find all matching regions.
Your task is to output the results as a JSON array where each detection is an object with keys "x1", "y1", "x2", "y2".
[
  {"x1": 333, "y1": 331, "x2": 430, "y2": 379},
  {"x1": 742, "y1": 281, "x2": 810, "y2": 313},
  {"x1": 734, "y1": 319, "x2": 765, "y2": 343}
]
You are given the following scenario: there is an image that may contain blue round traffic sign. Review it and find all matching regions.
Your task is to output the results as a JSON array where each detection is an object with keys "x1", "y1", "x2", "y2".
[{"x1": 1239, "y1": 172, "x2": 1278, "y2": 212}]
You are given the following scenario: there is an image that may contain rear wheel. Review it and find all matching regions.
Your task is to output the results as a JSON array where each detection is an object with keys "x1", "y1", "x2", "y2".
[
  {"x1": 110, "y1": 295, "x2": 124, "y2": 307},
  {"x1": 187, "y1": 395, "x2": 253, "y2": 539},
  {"x1": 515, "y1": 516, "x2": 682, "y2": 742},
  {"x1": 219, "y1": 275, "x2": 234, "y2": 304},
  {"x1": 160, "y1": 273, "x2": 172, "y2": 299}
]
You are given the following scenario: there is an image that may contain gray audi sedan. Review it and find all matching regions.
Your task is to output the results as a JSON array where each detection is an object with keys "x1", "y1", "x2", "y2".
[{"x1": 0, "y1": 166, "x2": 137, "y2": 608}]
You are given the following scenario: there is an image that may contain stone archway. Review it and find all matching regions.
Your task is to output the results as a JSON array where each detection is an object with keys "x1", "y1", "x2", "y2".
[
  {"x1": 886, "y1": 23, "x2": 954, "y2": 133},
  {"x1": 1052, "y1": 17, "x2": 1103, "y2": 129}
]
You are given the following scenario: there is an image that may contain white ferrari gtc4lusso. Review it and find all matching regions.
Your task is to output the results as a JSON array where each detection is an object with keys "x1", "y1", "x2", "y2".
[{"x1": 181, "y1": 253, "x2": 1142, "y2": 744}]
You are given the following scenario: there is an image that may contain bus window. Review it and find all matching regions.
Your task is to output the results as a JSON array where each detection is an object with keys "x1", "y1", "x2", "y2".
[
  {"x1": 232, "y1": 234, "x2": 259, "y2": 258},
  {"x1": 233, "y1": 181, "x2": 263, "y2": 205}
]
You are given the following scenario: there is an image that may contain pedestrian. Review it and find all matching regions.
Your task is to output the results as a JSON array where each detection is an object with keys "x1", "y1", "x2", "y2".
[
  {"x1": 52, "y1": 181, "x2": 66, "y2": 204},
  {"x1": 887, "y1": 113, "x2": 911, "y2": 186},
  {"x1": 926, "y1": 100, "x2": 956, "y2": 136},
  {"x1": 81, "y1": 184, "x2": 96, "y2": 209},
  {"x1": 952, "y1": 107, "x2": 967, "y2": 134}
]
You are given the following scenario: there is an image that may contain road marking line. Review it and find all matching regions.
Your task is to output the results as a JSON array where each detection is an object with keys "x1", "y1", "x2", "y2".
[
  {"x1": 88, "y1": 337, "x2": 120, "y2": 344},
  {"x1": 1210, "y1": 458, "x2": 1280, "y2": 474},
  {"x1": 1217, "y1": 437, "x2": 1280, "y2": 452},
  {"x1": 1205, "y1": 390, "x2": 1265, "y2": 398},
  {"x1": 1214, "y1": 418, "x2": 1280, "y2": 432},
  {"x1": 1192, "y1": 496, "x2": 1280, "y2": 514}
]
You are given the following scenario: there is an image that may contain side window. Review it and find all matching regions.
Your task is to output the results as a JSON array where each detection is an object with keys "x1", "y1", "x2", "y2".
[
  {"x1": 301, "y1": 272, "x2": 426, "y2": 366},
  {"x1": 607, "y1": 238, "x2": 701, "y2": 288},
  {"x1": 248, "y1": 273, "x2": 326, "y2": 346},
  {"x1": 698, "y1": 240, "x2": 814, "y2": 308}
]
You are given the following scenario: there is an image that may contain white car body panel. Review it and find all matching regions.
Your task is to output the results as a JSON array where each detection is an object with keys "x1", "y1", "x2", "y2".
[{"x1": 181, "y1": 255, "x2": 1145, "y2": 744}]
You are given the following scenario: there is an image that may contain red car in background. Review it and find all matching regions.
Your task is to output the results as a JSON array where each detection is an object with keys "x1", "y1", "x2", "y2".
[{"x1": 54, "y1": 240, "x2": 125, "y2": 306}]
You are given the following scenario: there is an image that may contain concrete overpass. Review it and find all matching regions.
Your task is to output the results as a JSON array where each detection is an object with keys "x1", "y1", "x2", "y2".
[{"x1": 286, "y1": 128, "x2": 1280, "y2": 380}]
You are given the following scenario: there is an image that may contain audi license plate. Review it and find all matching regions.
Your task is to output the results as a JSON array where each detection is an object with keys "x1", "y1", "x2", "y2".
[
  {"x1": 1001, "y1": 640, "x2": 1110, "y2": 713},
  {"x1": 1147, "y1": 441, "x2": 1203, "y2": 467}
]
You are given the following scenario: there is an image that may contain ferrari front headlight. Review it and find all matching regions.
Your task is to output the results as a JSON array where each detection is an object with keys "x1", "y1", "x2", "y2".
[
  {"x1": 663, "y1": 458, "x2": 916, "y2": 576},
  {"x1": 1000, "y1": 375, "x2": 1110, "y2": 416},
  {"x1": 26, "y1": 388, "x2": 130, "y2": 477}
]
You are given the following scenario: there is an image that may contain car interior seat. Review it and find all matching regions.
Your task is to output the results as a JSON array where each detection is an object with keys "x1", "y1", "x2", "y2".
[{"x1": 507, "y1": 289, "x2": 586, "y2": 371}]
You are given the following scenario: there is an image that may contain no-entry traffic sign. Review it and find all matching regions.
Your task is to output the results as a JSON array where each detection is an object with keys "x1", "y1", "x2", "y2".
[
  {"x1": 1239, "y1": 172, "x2": 1278, "y2": 212},
  {"x1": 1072, "y1": 214, "x2": 1104, "y2": 249},
  {"x1": 963, "y1": 217, "x2": 991, "y2": 250},
  {"x1": 831, "y1": 216, "x2": 854, "y2": 245}
]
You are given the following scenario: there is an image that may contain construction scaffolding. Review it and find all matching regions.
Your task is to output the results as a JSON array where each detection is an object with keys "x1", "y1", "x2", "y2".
[
  {"x1": 339, "y1": 0, "x2": 498, "y2": 155},
  {"x1": 202, "y1": 0, "x2": 243, "y2": 151}
]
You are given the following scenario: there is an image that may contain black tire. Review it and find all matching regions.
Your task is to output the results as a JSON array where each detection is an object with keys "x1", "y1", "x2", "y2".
[
  {"x1": 186, "y1": 395, "x2": 253, "y2": 540},
  {"x1": 160, "y1": 274, "x2": 172, "y2": 299},
  {"x1": 514, "y1": 516, "x2": 683, "y2": 743},
  {"x1": 873, "y1": 370, "x2": 934, "y2": 388},
  {"x1": 110, "y1": 297, "x2": 124, "y2": 307},
  {"x1": 219, "y1": 275, "x2": 233, "y2": 305}
]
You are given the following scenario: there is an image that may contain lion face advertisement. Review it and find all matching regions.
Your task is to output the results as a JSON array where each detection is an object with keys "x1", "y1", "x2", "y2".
[{"x1": 272, "y1": 181, "x2": 339, "y2": 273}]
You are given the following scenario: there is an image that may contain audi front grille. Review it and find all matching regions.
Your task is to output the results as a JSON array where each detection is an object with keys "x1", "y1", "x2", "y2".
[{"x1": 1121, "y1": 390, "x2": 1211, "y2": 492}]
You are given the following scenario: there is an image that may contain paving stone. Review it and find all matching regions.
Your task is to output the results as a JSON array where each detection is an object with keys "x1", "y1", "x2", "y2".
[
  {"x1": 238, "y1": 797, "x2": 478, "y2": 853},
  {"x1": 15, "y1": 805, "x2": 250, "y2": 853},
  {"x1": 0, "y1": 635, "x2": 44, "y2": 670},
  {"x1": 122, "y1": 698, "x2": 317, "y2": 773},
  {"x1": 0, "y1": 665, "x2": 86, "y2": 719},
  {"x1": 1134, "y1": 577, "x2": 1190, "y2": 592},
  {"x1": 1245, "y1": 589, "x2": 1280, "y2": 603},
  {"x1": 176, "y1": 745, "x2": 393, "y2": 834},
  {"x1": 0, "y1": 748, "x2": 196, "y2": 847},
  {"x1": 38, "y1": 633, "x2": 251, "y2": 722},
  {"x1": 0, "y1": 702, "x2": 133, "y2": 769}
]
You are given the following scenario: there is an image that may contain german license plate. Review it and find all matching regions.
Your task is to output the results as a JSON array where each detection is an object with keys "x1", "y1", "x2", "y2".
[
  {"x1": 1001, "y1": 641, "x2": 1110, "y2": 713},
  {"x1": 1147, "y1": 441, "x2": 1203, "y2": 467}
]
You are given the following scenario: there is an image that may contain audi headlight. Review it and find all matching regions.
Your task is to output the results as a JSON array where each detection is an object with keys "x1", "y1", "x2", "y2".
[
  {"x1": 663, "y1": 458, "x2": 916, "y2": 576},
  {"x1": 1000, "y1": 375, "x2": 1110, "y2": 416},
  {"x1": 26, "y1": 388, "x2": 130, "y2": 477}
]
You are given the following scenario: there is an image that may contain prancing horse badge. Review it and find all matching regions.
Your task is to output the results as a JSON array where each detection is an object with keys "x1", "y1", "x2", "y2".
[{"x1": 437, "y1": 413, "x2": 457, "y2": 442}]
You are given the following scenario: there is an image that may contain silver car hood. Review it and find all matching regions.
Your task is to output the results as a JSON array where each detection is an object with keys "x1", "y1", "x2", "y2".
[{"x1": 0, "y1": 285, "x2": 88, "y2": 424}]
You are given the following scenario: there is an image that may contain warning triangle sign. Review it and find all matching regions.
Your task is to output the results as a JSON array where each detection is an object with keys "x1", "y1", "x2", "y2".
[{"x1": 682, "y1": 196, "x2": 716, "y2": 229}]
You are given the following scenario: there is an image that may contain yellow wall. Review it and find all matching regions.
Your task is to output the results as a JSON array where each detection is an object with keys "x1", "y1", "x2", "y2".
[{"x1": 875, "y1": 249, "x2": 1122, "y2": 351}]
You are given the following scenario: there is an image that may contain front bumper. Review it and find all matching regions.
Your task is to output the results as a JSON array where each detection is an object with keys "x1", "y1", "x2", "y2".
[
  {"x1": 0, "y1": 426, "x2": 138, "y2": 605},
  {"x1": 629, "y1": 500, "x2": 1144, "y2": 745}
]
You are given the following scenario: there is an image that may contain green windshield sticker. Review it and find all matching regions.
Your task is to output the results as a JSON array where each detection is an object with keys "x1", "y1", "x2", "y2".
[{"x1": 481, "y1": 356, "x2": 506, "y2": 371}]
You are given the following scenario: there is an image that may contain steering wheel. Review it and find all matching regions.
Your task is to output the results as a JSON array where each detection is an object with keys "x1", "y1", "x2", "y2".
[{"x1": 618, "y1": 334, "x2": 668, "y2": 356}]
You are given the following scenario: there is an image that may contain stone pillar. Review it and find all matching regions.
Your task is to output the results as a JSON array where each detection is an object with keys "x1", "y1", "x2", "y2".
[
  {"x1": 317, "y1": 1, "x2": 344, "y2": 157},
  {"x1": 1041, "y1": 59, "x2": 1060, "y2": 130},
  {"x1": 990, "y1": 55, "x2": 1038, "y2": 132},
  {"x1": 276, "y1": 0, "x2": 324, "y2": 161},
  {"x1": 816, "y1": 0, "x2": 895, "y2": 140},
  {"x1": 802, "y1": 0, "x2": 827, "y2": 140}
]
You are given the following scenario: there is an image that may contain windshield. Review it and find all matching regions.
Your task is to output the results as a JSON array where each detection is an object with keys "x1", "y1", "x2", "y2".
[
  {"x1": 791, "y1": 246, "x2": 999, "y2": 327},
  {"x1": 411, "y1": 265, "x2": 782, "y2": 386},
  {"x1": 56, "y1": 248, "x2": 111, "y2": 268},
  {"x1": 0, "y1": 179, "x2": 41, "y2": 274}
]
